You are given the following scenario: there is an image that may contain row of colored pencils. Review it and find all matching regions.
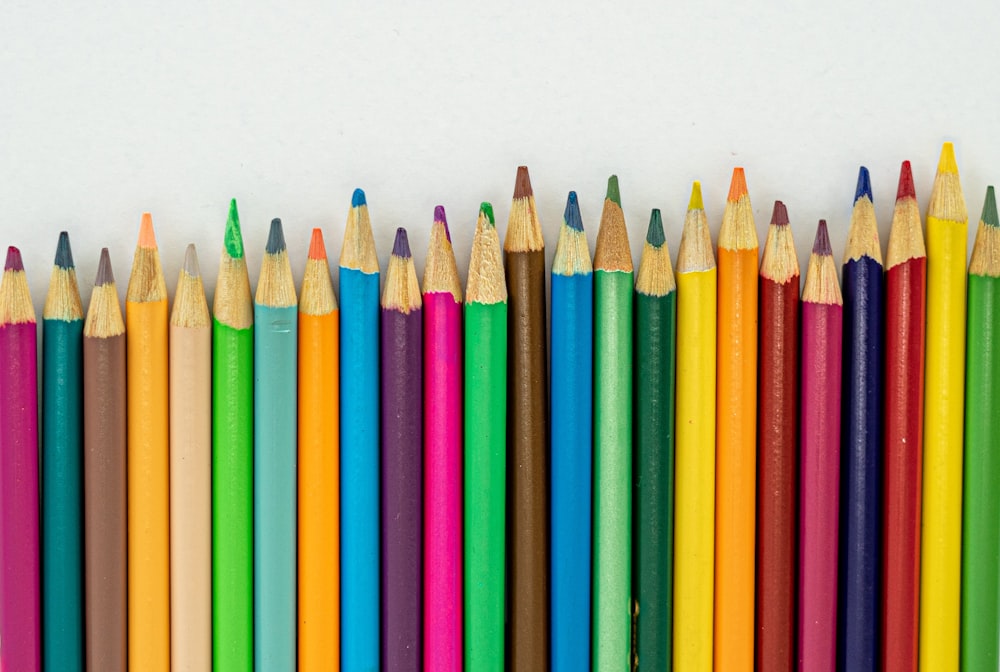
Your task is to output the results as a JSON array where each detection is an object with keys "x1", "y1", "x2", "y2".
[{"x1": 0, "y1": 145, "x2": 996, "y2": 672}]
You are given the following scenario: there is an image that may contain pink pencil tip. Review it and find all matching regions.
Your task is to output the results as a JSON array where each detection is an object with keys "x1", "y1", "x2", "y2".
[
  {"x1": 308, "y1": 228, "x2": 327, "y2": 260},
  {"x1": 4, "y1": 246, "x2": 23, "y2": 271},
  {"x1": 138, "y1": 212, "x2": 157, "y2": 248}
]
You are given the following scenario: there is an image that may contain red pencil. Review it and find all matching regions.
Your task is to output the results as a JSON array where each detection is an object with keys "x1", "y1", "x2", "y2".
[
  {"x1": 797, "y1": 220, "x2": 843, "y2": 672},
  {"x1": 881, "y1": 161, "x2": 925, "y2": 672}
]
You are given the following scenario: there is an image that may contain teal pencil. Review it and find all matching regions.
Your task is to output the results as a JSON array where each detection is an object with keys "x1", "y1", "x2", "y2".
[
  {"x1": 42, "y1": 232, "x2": 84, "y2": 671},
  {"x1": 254, "y1": 219, "x2": 298, "y2": 671}
]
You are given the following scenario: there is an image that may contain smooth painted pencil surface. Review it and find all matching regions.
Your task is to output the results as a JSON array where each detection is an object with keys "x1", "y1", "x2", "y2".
[
  {"x1": 882, "y1": 162, "x2": 925, "y2": 672},
  {"x1": 339, "y1": 188, "x2": 381, "y2": 671},
  {"x1": 920, "y1": 143, "x2": 967, "y2": 671},
  {"x1": 798, "y1": 221, "x2": 843, "y2": 672},
  {"x1": 381, "y1": 228, "x2": 423, "y2": 672},
  {"x1": 715, "y1": 167, "x2": 759, "y2": 672},
  {"x1": 83, "y1": 249, "x2": 127, "y2": 672},
  {"x1": 42, "y1": 232, "x2": 84, "y2": 672},
  {"x1": 839, "y1": 167, "x2": 883, "y2": 671},
  {"x1": 550, "y1": 192, "x2": 593, "y2": 672},
  {"x1": 464, "y1": 203, "x2": 508, "y2": 672},
  {"x1": 169, "y1": 244, "x2": 212, "y2": 671},
  {"x1": 213, "y1": 199, "x2": 254, "y2": 672},
  {"x1": 593, "y1": 176, "x2": 634, "y2": 672},
  {"x1": 0, "y1": 247, "x2": 40, "y2": 671},
  {"x1": 755, "y1": 201, "x2": 799, "y2": 672},
  {"x1": 299, "y1": 228, "x2": 340, "y2": 671},
  {"x1": 505, "y1": 166, "x2": 549, "y2": 671},
  {"x1": 254, "y1": 219, "x2": 298, "y2": 671},
  {"x1": 961, "y1": 186, "x2": 1000, "y2": 670},
  {"x1": 634, "y1": 208, "x2": 677, "y2": 672},
  {"x1": 423, "y1": 206, "x2": 464, "y2": 670},
  {"x1": 125, "y1": 213, "x2": 170, "y2": 672},
  {"x1": 673, "y1": 182, "x2": 716, "y2": 672}
]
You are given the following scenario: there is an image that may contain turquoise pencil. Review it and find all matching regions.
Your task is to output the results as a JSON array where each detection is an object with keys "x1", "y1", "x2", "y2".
[{"x1": 254, "y1": 219, "x2": 298, "y2": 672}]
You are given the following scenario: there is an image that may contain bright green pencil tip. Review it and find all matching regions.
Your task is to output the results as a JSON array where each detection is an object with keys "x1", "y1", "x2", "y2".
[
  {"x1": 225, "y1": 198, "x2": 245, "y2": 259},
  {"x1": 606, "y1": 175, "x2": 621, "y2": 207},
  {"x1": 480, "y1": 202, "x2": 495, "y2": 226},
  {"x1": 982, "y1": 186, "x2": 999, "y2": 228}
]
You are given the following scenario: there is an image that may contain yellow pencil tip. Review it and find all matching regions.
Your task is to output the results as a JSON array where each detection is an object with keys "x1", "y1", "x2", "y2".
[
  {"x1": 937, "y1": 142, "x2": 959, "y2": 175},
  {"x1": 138, "y1": 212, "x2": 157, "y2": 248},
  {"x1": 688, "y1": 181, "x2": 704, "y2": 210}
]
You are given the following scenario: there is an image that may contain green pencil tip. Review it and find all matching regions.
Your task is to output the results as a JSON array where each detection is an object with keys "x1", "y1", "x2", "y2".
[
  {"x1": 480, "y1": 202, "x2": 495, "y2": 226},
  {"x1": 646, "y1": 209, "x2": 665, "y2": 247},
  {"x1": 983, "y1": 186, "x2": 999, "y2": 228},
  {"x1": 606, "y1": 174, "x2": 621, "y2": 207},
  {"x1": 225, "y1": 198, "x2": 245, "y2": 259}
]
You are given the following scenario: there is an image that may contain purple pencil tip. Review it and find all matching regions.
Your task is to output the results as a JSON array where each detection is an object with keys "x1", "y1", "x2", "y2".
[
  {"x1": 392, "y1": 227, "x2": 412, "y2": 258},
  {"x1": 434, "y1": 205, "x2": 451, "y2": 242},
  {"x1": 812, "y1": 219, "x2": 832, "y2": 256},
  {"x1": 770, "y1": 201, "x2": 789, "y2": 226},
  {"x1": 5, "y1": 246, "x2": 23, "y2": 271}
]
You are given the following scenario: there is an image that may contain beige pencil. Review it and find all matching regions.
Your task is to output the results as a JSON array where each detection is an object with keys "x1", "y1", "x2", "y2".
[{"x1": 169, "y1": 244, "x2": 212, "y2": 671}]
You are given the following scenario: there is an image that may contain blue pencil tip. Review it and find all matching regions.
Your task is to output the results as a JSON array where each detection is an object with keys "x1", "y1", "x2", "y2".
[
  {"x1": 392, "y1": 227, "x2": 411, "y2": 258},
  {"x1": 266, "y1": 218, "x2": 286, "y2": 254},
  {"x1": 564, "y1": 191, "x2": 584, "y2": 231},
  {"x1": 854, "y1": 166, "x2": 872, "y2": 203},
  {"x1": 54, "y1": 231, "x2": 74, "y2": 269},
  {"x1": 352, "y1": 188, "x2": 366, "y2": 207}
]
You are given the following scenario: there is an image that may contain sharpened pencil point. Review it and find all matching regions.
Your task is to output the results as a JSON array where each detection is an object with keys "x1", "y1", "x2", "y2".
[
  {"x1": 896, "y1": 161, "x2": 916, "y2": 201},
  {"x1": 392, "y1": 227, "x2": 412, "y2": 258},
  {"x1": 937, "y1": 142, "x2": 959, "y2": 174},
  {"x1": 771, "y1": 201, "x2": 789, "y2": 226},
  {"x1": 138, "y1": 212, "x2": 157, "y2": 248},
  {"x1": 688, "y1": 181, "x2": 704, "y2": 210},
  {"x1": 266, "y1": 218, "x2": 286, "y2": 254},
  {"x1": 55, "y1": 231, "x2": 74, "y2": 269},
  {"x1": 564, "y1": 192, "x2": 583, "y2": 232},
  {"x1": 96, "y1": 248, "x2": 115, "y2": 285},
  {"x1": 606, "y1": 175, "x2": 621, "y2": 207},
  {"x1": 225, "y1": 198, "x2": 245, "y2": 259},
  {"x1": 982, "y1": 186, "x2": 999, "y2": 228},
  {"x1": 855, "y1": 166, "x2": 873, "y2": 203},
  {"x1": 308, "y1": 228, "x2": 328, "y2": 260},
  {"x1": 812, "y1": 220, "x2": 832, "y2": 256},
  {"x1": 727, "y1": 168, "x2": 748, "y2": 201},
  {"x1": 434, "y1": 205, "x2": 451, "y2": 242},
  {"x1": 4, "y1": 246, "x2": 23, "y2": 272},
  {"x1": 480, "y1": 202, "x2": 495, "y2": 226},
  {"x1": 646, "y1": 209, "x2": 665, "y2": 247},
  {"x1": 183, "y1": 243, "x2": 201, "y2": 277},
  {"x1": 514, "y1": 166, "x2": 533, "y2": 198},
  {"x1": 352, "y1": 188, "x2": 367, "y2": 207}
]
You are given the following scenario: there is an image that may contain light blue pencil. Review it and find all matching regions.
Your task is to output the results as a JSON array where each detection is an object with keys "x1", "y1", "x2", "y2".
[{"x1": 254, "y1": 218, "x2": 298, "y2": 672}]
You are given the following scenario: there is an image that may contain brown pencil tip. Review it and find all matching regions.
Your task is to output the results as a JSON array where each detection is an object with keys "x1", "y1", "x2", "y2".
[
  {"x1": 727, "y1": 167, "x2": 748, "y2": 201},
  {"x1": 812, "y1": 219, "x2": 832, "y2": 256},
  {"x1": 138, "y1": 212, "x2": 157, "y2": 248},
  {"x1": 308, "y1": 228, "x2": 327, "y2": 260},
  {"x1": 514, "y1": 165, "x2": 534, "y2": 198},
  {"x1": 96, "y1": 248, "x2": 115, "y2": 286},
  {"x1": 896, "y1": 160, "x2": 916, "y2": 201}
]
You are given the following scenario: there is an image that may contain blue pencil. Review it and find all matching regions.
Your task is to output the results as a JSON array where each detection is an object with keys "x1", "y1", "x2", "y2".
[
  {"x1": 839, "y1": 166, "x2": 883, "y2": 671},
  {"x1": 254, "y1": 219, "x2": 298, "y2": 672},
  {"x1": 550, "y1": 191, "x2": 594, "y2": 672},
  {"x1": 339, "y1": 188, "x2": 381, "y2": 670}
]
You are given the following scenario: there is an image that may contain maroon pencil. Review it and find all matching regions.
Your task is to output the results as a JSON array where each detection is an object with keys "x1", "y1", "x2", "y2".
[{"x1": 380, "y1": 227, "x2": 423, "y2": 671}]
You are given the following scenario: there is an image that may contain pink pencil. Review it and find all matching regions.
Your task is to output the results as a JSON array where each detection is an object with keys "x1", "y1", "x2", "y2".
[
  {"x1": 0, "y1": 246, "x2": 41, "y2": 670},
  {"x1": 798, "y1": 221, "x2": 843, "y2": 672},
  {"x1": 423, "y1": 205, "x2": 464, "y2": 670}
]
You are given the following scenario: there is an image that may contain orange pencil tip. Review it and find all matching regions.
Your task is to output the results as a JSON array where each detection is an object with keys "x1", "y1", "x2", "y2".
[
  {"x1": 308, "y1": 228, "x2": 327, "y2": 260},
  {"x1": 138, "y1": 212, "x2": 157, "y2": 248},
  {"x1": 727, "y1": 167, "x2": 748, "y2": 201}
]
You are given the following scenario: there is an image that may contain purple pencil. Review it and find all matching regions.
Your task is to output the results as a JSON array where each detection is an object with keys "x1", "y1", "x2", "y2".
[
  {"x1": 381, "y1": 227, "x2": 424, "y2": 671},
  {"x1": 0, "y1": 246, "x2": 41, "y2": 670}
]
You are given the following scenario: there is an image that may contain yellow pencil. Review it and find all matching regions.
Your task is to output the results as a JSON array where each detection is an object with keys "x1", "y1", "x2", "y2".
[
  {"x1": 126, "y1": 212, "x2": 170, "y2": 671},
  {"x1": 673, "y1": 182, "x2": 717, "y2": 672},
  {"x1": 920, "y1": 142, "x2": 967, "y2": 670}
]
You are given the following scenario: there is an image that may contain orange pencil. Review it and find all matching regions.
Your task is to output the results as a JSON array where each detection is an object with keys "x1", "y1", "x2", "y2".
[
  {"x1": 714, "y1": 168, "x2": 759, "y2": 671},
  {"x1": 298, "y1": 228, "x2": 341, "y2": 670}
]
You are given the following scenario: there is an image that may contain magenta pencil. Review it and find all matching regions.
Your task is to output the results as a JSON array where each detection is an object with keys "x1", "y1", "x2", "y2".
[
  {"x1": 798, "y1": 221, "x2": 843, "y2": 672},
  {"x1": 0, "y1": 246, "x2": 41, "y2": 670},
  {"x1": 423, "y1": 206, "x2": 464, "y2": 670}
]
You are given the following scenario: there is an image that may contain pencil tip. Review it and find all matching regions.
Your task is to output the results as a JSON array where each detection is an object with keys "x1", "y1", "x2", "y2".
[
  {"x1": 646, "y1": 209, "x2": 665, "y2": 247},
  {"x1": 771, "y1": 200, "x2": 789, "y2": 226},
  {"x1": 392, "y1": 227, "x2": 411, "y2": 258},
  {"x1": 183, "y1": 243, "x2": 201, "y2": 277},
  {"x1": 96, "y1": 248, "x2": 115, "y2": 285},
  {"x1": 352, "y1": 188, "x2": 367, "y2": 207},
  {"x1": 896, "y1": 161, "x2": 916, "y2": 201},
  {"x1": 225, "y1": 199, "x2": 245, "y2": 259},
  {"x1": 727, "y1": 167, "x2": 748, "y2": 201},
  {"x1": 606, "y1": 175, "x2": 621, "y2": 207},
  {"x1": 688, "y1": 181, "x2": 704, "y2": 210},
  {"x1": 564, "y1": 191, "x2": 584, "y2": 231},
  {"x1": 308, "y1": 228, "x2": 327, "y2": 260},
  {"x1": 854, "y1": 166, "x2": 872, "y2": 203},
  {"x1": 937, "y1": 142, "x2": 959, "y2": 174},
  {"x1": 812, "y1": 219, "x2": 832, "y2": 256},
  {"x1": 434, "y1": 205, "x2": 451, "y2": 242},
  {"x1": 138, "y1": 212, "x2": 157, "y2": 248},
  {"x1": 479, "y1": 202, "x2": 495, "y2": 226},
  {"x1": 266, "y1": 218, "x2": 286, "y2": 254},
  {"x1": 55, "y1": 231, "x2": 75, "y2": 269},
  {"x1": 4, "y1": 246, "x2": 23, "y2": 272},
  {"x1": 982, "y1": 186, "x2": 999, "y2": 228},
  {"x1": 514, "y1": 166, "x2": 533, "y2": 198}
]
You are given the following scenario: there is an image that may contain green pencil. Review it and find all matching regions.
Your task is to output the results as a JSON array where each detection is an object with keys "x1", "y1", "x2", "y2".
[
  {"x1": 593, "y1": 175, "x2": 634, "y2": 671},
  {"x1": 212, "y1": 199, "x2": 254, "y2": 671},
  {"x1": 634, "y1": 209, "x2": 677, "y2": 671},
  {"x1": 463, "y1": 203, "x2": 508, "y2": 672},
  {"x1": 961, "y1": 185, "x2": 1000, "y2": 670}
]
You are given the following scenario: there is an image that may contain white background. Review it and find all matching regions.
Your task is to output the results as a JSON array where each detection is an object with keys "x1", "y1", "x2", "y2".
[{"x1": 1, "y1": 1, "x2": 998, "y2": 310}]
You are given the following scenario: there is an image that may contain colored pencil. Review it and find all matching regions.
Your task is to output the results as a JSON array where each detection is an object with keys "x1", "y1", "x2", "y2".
[
  {"x1": 839, "y1": 166, "x2": 883, "y2": 671},
  {"x1": 961, "y1": 186, "x2": 1000, "y2": 670},
  {"x1": 42, "y1": 231, "x2": 84, "y2": 672},
  {"x1": 634, "y1": 208, "x2": 677, "y2": 672},
  {"x1": 593, "y1": 175, "x2": 634, "y2": 671},
  {"x1": 882, "y1": 161, "x2": 925, "y2": 672},
  {"x1": 505, "y1": 165, "x2": 549, "y2": 671},
  {"x1": 714, "y1": 167, "x2": 759, "y2": 672},
  {"x1": 798, "y1": 220, "x2": 843, "y2": 672},
  {"x1": 464, "y1": 202, "x2": 508, "y2": 672},
  {"x1": 381, "y1": 227, "x2": 423, "y2": 672},
  {"x1": 423, "y1": 206, "x2": 463, "y2": 670},
  {"x1": 83, "y1": 249, "x2": 127, "y2": 672},
  {"x1": 299, "y1": 227, "x2": 340, "y2": 671},
  {"x1": 339, "y1": 188, "x2": 381, "y2": 671},
  {"x1": 213, "y1": 199, "x2": 254, "y2": 672},
  {"x1": 0, "y1": 246, "x2": 40, "y2": 670},
  {"x1": 169, "y1": 244, "x2": 212, "y2": 671},
  {"x1": 920, "y1": 142, "x2": 967, "y2": 671},
  {"x1": 550, "y1": 191, "x2": 593, "y2": 672},
  {"x1": 673, "y1": 181, "x2": 716, "y2": 672},
  {"x1": 254, "y1": 218, "x2": 299, "y2": 671},
  {"x1": 125, "y1": 212, "x2": 170, "y2": 672},
  {"x1": 755, "y1": 201, "x2": 799, "y2": 672}
]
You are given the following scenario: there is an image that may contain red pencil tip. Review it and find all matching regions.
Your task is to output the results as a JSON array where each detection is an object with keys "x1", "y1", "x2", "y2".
[
  {"x1": 727, "y1": 167, "x2": 748, "y2": 201},
  {"x1": 308, "y1": 228, "x2": 327, "y2": 260},
  {"x1": 896, "y1": 160, "x2": 916, "y2": 201},
  {"x1": 4, "y1": 246, "x2": 23, "y2": 272}
]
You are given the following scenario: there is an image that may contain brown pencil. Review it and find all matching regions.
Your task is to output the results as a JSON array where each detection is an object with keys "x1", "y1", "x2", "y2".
[
  {"x1": 83, "y1": 248, "x2": 127, "y2": 672},
  {"x1": 505, "y1": 165, "x2": 549, "y2": 671}
]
